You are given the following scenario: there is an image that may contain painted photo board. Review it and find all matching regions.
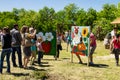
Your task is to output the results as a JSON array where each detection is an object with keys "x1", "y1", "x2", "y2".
[{"x1": 71, "y1": 26, "x2": 90, "y2": 56}]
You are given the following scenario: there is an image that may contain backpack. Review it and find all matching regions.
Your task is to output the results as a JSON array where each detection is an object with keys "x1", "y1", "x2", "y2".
[{"x1": 104, "y1": 32, "x2": 111, "y2": 49}]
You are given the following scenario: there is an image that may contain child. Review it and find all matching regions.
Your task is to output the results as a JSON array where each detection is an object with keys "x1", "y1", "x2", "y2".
[
  {"x1": 0, "y1": 27, "x2": 12, "y2": 74},
  {"x1": 36, "y1": 36, "x2": 44, "y2": 65}
]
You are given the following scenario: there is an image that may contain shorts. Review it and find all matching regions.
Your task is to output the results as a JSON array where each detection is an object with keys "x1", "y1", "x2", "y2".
[
  {"x1": 90, "y1": 46, "x2": 96, "y2": 55},
  {"x1": 23, "y1": 47, "x2": 31, "y2": 57}
]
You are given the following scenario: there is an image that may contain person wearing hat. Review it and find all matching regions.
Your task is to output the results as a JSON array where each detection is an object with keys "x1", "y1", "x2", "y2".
[{"x1": 111, "y1": 27, "x2": 117, "y2": 39}]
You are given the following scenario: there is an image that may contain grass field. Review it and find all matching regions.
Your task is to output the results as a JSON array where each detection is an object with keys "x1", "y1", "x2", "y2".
[{"x1": 0, "y1": 41, "x2": 120, "y2": 80}]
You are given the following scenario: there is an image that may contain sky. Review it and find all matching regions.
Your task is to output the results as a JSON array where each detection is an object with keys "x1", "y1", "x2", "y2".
[{"x1": 0, "y1": 0, "x2": 119, "y2": 12}]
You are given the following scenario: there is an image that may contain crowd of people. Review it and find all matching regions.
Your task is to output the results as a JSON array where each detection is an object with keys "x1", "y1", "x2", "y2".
[
  {"x1": 0, "y1": 24, "x2": 44, "y2": 74},
  {"x1": 0, "y1": 24, "x2": 120, "y2": 74}
]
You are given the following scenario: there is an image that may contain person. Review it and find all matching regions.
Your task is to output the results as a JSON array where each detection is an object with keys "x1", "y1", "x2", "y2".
[
  {"x1": 0, "y1": 27, "x2": 12, "y2": 74},
  {"x1": 57, "y1": 33, "x2": 62, "y2": 58},
  {"x1": 10, "y1": 24, "x2": 23, "y2": 68},
  {"x1": 103, "y1": 32, "x2": 112, "y2": 49},
  {"x1": 66, "y1": 30, "x2": 71, "y2": 52},
  {"x1": 21, "y1": 26, "x2": 36, "y2": 69},
  {"x1": 89, "y1": 32, "x2": 97, "y2": 65},
  {"x1": 110, "y1": 34, "x2": 120, "y2": 66},
  {"x1": 72, "y1": 37, "x2": 85, "y2": 64},
  {"x1": 111, "y1": 27, "x2": 117, "y2": 39},
  {"x1": 29, "y1": 27, "x2": 37, "y2": 65},
  {"x1": 36, "y1": 36, "x2": 44, "y2": 65}
]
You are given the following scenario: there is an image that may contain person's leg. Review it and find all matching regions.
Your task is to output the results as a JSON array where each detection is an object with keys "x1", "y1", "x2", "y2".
[
  {"x1": 30, "y1": 51, "x2": 34, "y2": 65},
  {"x1": 23, "y1": 56, "x2": 26, "y2": 68},
  {"x1": 25, "y1": 56, "x2": 30, "y2": 68},
  {"x1": 16, "y1": 46, "x2": 23, "y2": 67},
  {"x1": 89, "y1": 46, "x2": 96, "y2": 64},
  {"x1": 0, "y1": 50, "x2": 6, "y2": 73},
  {"x1": 30, "y1": 51, "x2": 36, "y2": 65},
  {"x1": 38, "y1": 51, "x2": 42, "y2": 64},
  {"x1": 12, "y1": 47, "x2": 17, "y2": 67},
  {"x1": 6, "y1": 49, "x2": 11, "y2": 73},
  {"x1": 57, "y1": 49, "x2": 59, "y2": 58},
  {"x1": 32, "y1": 51, "x2": 36, "y2": 63},
  {"x1": 115, "y1": 53, "x2": 119, "y2": 66},
  {"x1": 67, "y1": 41, "x2": 69, "y2": 52},
  {"x1": 76, "y1": 54, "x2": 83, "y2": 64}
]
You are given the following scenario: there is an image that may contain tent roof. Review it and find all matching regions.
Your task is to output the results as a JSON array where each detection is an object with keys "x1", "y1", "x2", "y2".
[{"x1": 111, "y1": 18, "x2": 120, "y2": 24}]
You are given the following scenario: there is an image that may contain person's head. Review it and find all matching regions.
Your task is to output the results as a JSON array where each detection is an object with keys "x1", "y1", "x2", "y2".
[
  {"x1": 113, "y1": 27, "x2": 117, "y2": 34},
  {"x1": 116, "y1": 34, "x2": 120, "y2": 40},
  {"x1": 3, "y1": 27, "x2": 10, "y2": 34},
  {"x1": 29, "y1": 27, "x2": 34, "y2": 33},
  {"x1": 37, "y1": 36, "x2": 43, "y2": 42},
  {"x1": 80, "y1": 36, "x2": 83, "y2": 42},
  {"x1": 14, "y1": 24, "x2": 19, "y2": 30},
  {"x1": 21, "y1": 26, "x2": 29, "y2": 34}
]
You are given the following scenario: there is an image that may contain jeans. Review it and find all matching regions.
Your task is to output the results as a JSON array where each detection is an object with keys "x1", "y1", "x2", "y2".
[
  {"x1": 0, "y1": 48, "x2": 12, "y2": 73},
  {"x1": 12, "y1": 46, "x2": 22, "y2": 66},
  {"x1": 38, "y1": 51, "x2": 43, "y2": 64}
]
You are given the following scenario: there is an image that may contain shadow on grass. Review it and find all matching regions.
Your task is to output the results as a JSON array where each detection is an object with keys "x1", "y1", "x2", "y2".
[
  {"x1": 61, "y1": 58, "x2": 70, "y2": 60},
  {"x1": 89, "y1": 64, "x2": 109, "y2": 68},
  {"x1": 11, "y1": 68, "x2": 47, "y2": 77},
  {"x1": 39, "y1": 64, "x2": 53, "y2": 67},
  {"x1": 74, "y1": 62, "x2": 109, "y2": 68},
  {"x1": 43, "y1": 58, "x2": 61, "y2": 61},
  {"x1": 11, "y1": 73, "x2": 29, "y2": 77},
  {"x1": 27, "y1": 66, "x2": 47, "y2": 71},
  {"x1": 81, "y1": 63, "x2": 109, "y2": 68},
  {"x1": 41, "y1": 62, "x2": 49, "y2": 64}
]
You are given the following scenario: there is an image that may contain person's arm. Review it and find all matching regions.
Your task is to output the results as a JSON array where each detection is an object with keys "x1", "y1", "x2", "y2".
[
  {"x1": 110, "y1": 39, "x2": 114, "y2": 51},
  {"x1": 30, "y1": 29, "x2": 37, "y2": 38},
  {"x1": 1, "y1": 35, "x2": 4, "y2": 47}
]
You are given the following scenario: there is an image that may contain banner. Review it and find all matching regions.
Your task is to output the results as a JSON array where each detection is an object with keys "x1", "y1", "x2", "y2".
[
  {"x1": 36, "y1": 32, "x2": 56, "y2": 55},
  {"x1": 71, "y1": 26, "x2": 90, "y2": 56}
]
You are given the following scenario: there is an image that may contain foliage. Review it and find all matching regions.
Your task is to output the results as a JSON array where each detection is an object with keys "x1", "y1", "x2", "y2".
[{"x1": 0, "y1": 3, "x2": 119, "y2": 40}]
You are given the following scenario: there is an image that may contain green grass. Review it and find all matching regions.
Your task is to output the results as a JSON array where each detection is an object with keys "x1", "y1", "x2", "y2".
[{"x1": 1, "y1": 41, "x2": 120, "y2": 80}]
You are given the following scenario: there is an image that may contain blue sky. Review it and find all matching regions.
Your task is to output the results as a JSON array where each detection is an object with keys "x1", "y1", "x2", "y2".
[{"x1": 0, "y1": 0, "x2": 119, "y2": 12}]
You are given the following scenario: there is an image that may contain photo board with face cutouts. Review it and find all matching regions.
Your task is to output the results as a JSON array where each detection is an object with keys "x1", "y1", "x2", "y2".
[
  {"x1": 71, "y1": 26, "x2": 90, "y2": 56},
  {"x1": 36, "y1": 32, "x2": 56, "y2": 56}
]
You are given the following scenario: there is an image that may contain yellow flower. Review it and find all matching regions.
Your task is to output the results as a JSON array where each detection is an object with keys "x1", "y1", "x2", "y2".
[{"x1": 82, "y1": 27, "x2": 88, "y2": 37}]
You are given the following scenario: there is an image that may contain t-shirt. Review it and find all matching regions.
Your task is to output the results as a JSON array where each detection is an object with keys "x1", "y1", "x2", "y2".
[
  {"x1": 90, "y1": 33, "x2": 96, "y2": 47},
  {"x1": 36, "y1": 41, "x2": 43, "y2": 51},
  {"x1": 112, "y1": 39, "x2": 120, "y2": 49}
]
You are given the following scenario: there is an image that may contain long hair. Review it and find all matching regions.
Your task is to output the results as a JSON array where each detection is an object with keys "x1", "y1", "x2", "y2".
[{"x1": 21, "y1": 26, "x2": 29, "y2": 34}]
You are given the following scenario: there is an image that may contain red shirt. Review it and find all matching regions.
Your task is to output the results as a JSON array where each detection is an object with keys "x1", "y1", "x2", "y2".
[
  {"x1": 90, "y1": 33, "x2": 96, "y2": 47},
  {"x1": 113, "y1": 39, "x2": 120, "y2": 49}
]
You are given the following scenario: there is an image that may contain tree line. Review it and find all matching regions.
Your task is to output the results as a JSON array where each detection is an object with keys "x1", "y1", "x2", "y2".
[{"x1": 0, "y1": 3, "x2": 120, "y2": 40}]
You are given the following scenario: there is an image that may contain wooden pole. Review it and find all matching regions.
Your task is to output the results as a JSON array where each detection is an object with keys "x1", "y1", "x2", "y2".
[{"x1": 87, "y1": 26, "x2": 90, "y2": 66}]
